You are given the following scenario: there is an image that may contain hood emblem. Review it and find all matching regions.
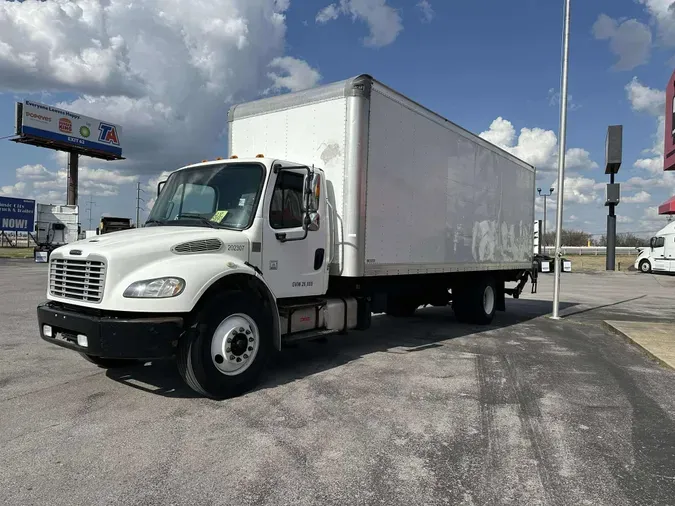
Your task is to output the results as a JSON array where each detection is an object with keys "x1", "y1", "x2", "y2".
[{"x1": 69, "y1": 249, "x2": 83, "y2": 256}]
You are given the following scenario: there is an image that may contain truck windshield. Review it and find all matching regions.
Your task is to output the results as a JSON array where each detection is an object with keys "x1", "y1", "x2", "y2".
[{"x1": 146, "y1": 163, "x2": 265, "y2": 230}]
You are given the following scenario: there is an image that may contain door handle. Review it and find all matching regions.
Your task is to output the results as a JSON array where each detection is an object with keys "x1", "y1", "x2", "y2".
[{"x1": 275, "y1": 232, "x2": 287, "y2": 242}]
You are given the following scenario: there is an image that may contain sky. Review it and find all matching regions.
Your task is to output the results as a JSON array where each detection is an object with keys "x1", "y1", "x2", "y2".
[{"x1": 0, "y1": 0, "x2": 674, "y2": 236}]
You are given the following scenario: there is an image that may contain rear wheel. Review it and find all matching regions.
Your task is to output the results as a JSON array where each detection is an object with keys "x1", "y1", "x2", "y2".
[
  {"x1": 453, "y1": 276, "x2": 497, "y2": 325},
  {"x1": 639, "y1": 260, "x2": 651, "y2": 273},
  {"x1": 177, "y1": 290, "x2": 272, "y2": 399}
]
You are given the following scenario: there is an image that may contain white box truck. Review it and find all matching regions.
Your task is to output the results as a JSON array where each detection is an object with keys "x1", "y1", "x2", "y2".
[{"x1": 37, "y1": 75, "x2": 537, "y2": 399}]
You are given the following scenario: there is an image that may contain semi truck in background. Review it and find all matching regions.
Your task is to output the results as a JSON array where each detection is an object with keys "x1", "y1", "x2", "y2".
[
  {"x1": 37, "y1": 75, "x2": 538, "y2": 399},
  {"x1": 98, "y1": 216, "x2": 132, "y2": 235},
  {"x1": 635, "y1": 221, "x2": 675, "y2": 273},
  {"x1": 33, "y1": 204, "x2": 79, "y2": 262}
]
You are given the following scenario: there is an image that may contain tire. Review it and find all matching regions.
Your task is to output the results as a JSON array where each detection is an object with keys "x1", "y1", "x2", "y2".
[
  {"x1": 452, "y1": 276, "x2": 497, "y2": 325},
  {"x1": 639, "y1": 260, "x2": 651, "y2": 273},
  {"x1": 79, "y1": 353, "x2": 139, "y2": 369},
  {"x1": 177, "y1": 290, "x2": 272, "y2": 399}
]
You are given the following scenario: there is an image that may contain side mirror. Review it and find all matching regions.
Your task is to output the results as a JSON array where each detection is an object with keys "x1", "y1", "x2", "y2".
[
  {"x1": 304, "y1": 212, "x2": 321, "y2": 232},
  {"x1": 650, "y1": 237, "x2": 656, "y2": 249},
  {"x1": 304, "y1": 173, "x2": 320, "y2": 213},
  {"x1": 157, "y1": 180, "x2": 166, "y2": 196}
]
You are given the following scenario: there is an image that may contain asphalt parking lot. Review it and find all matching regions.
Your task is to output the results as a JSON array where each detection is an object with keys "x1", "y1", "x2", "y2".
[{"x1": 1, "y1": 260, "x2": 674, "y2": 506}]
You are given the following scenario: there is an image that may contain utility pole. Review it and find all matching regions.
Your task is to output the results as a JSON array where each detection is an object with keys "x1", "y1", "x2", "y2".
[
  {"x1": 85, "y1": 195, "x2": 96, "y2": 230},
  {"x1": 537, "y1": 187, "x2": 554, "y2": 253},
  {"x1": 551, "y1": 0, "x2": 571, "y2": 320},
  {"x1": 136, "y1": 182, "x2": 146, "y2": 228}
]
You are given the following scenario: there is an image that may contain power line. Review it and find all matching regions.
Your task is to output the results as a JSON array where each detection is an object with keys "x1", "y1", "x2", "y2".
[
  {"x1": 136, "y1": 182, "x2": 146, "y2": 228},
  {"x1": 84, "y1": 195, "x2": 96, "y2": 230}
]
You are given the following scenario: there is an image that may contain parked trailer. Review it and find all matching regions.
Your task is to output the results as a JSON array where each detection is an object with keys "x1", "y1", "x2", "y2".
[{"x1": 37, "y1": 75, "x2": 538, "y2": 399}]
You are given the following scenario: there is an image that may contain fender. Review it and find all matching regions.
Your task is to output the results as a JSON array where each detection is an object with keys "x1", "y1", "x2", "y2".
[{"x1": 195, "y1": 262, "x2": 282, "y2": 351}]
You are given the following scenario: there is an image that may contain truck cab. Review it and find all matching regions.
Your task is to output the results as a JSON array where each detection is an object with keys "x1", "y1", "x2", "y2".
[{"x1": 635, "y1": 221, "x2": 675, "y2": 273}]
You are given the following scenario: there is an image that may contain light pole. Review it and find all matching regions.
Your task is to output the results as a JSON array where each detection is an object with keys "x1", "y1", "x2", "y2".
[
  {"x1": 552, "y1": 0, "x2": 572, "y2": 320},
  {"x1": 537, "y1": 187, "x2": 554, "y2": 253}
]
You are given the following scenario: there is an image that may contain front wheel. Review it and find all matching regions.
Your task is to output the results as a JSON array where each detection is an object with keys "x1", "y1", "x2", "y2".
[
  {"x1": 639, "y1": 260, "x2": 651, "y2": 273},
  {"x1": 177, "y1": 290, "x2": 272, "y2": 399}
]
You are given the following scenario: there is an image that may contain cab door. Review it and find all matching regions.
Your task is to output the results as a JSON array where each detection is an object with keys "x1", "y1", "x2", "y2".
[
  {"x1": 664, "y1": 234, "x2": 675, "y2": 272},
  {"x1": 651, "y1": 236, "x2": 669, "y2": 272},
  {"x1": 261, "y1": 164, "x2": 328, "y2": 299}
]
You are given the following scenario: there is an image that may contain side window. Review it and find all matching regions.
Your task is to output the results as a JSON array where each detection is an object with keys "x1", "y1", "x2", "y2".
[
  {"x1": 656, "y1": 237, "x2": 665, "y2": 248},
  {"x1": 270, "y1": 172, "x2": 304, "y2": 229}
]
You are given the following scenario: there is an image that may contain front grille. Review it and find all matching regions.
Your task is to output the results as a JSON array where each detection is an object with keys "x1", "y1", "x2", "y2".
[{"x1": 49, "y1": 258, "x2": 106, "y2": 303}]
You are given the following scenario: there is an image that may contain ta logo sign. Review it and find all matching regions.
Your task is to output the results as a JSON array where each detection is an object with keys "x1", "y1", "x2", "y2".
[{"x1": 98, "y1": 123, "x2": 120, "y2": 146}]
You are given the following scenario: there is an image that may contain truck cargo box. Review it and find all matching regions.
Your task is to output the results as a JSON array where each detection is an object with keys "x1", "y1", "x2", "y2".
[{"x1": 229, "y1": 74, "x2": 536, "y2": 278}]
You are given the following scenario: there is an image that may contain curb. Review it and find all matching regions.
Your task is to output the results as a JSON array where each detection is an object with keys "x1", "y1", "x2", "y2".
[{"x1": 602, "y1": 321, "x2": 674, "y2": 371}]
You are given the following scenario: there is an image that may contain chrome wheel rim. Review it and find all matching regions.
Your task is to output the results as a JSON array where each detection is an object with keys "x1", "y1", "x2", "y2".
[
  {"x1": 210, "y1": 313, "x2": 259, "y2": 376},
  {"x1": 483, "y1": 285, "x2": 495, "y2": 315}
]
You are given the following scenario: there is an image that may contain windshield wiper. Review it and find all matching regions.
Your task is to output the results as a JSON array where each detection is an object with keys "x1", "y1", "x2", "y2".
[
  {"x1": 175, "y1": 213, "x2": 218, "y2": 228},
  {"x1": 145, "y1": 219, "x2": 165, "y2": 226}
]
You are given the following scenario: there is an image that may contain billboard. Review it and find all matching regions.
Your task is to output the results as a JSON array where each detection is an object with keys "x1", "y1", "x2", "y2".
[
  {"x1": 0, "y1": 196, "x2": 35, "y2": 232},
  {"x1": 665, "y1": 69, "x2": 675, "y2": 171},
  {"x1": 14, "y1": 100, "x2": 123, "y2": 160}
]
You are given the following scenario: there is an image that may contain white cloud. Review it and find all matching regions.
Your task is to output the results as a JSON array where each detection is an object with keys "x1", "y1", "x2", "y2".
[
  {"x1": 266, "y1": 56, "x2": 321, "y2": 93},
  {"x1": 316, "y1": 4, "x2": 340, "y2": 23},
  {"x1": 617, "y1": 215, "x2": 634, "y2": 223},
  {"x1": 34, "y1": 190, "x2": 66, "y2": 204},
  {"x1": 479, "y1": 117, "x2": 598, "y2": 174},
  {"x1": 623, "y1": 190, "x2": 652, "y2": 204},
  {"x1": 566, "y1": 148, "x2": 599, "y2": 170},
  {"x1": 0, "y1": 182, "x2": 27, "y2": 197},
  {"x1": 637, "y1": 0, "x2": 675, "y2": 46},
  {"x1": 547, "y1": 88, "x2": 581, "y2": 111},
  {"x1": 640, "y1": 205, "x2": 672, "y2": 231},
  {"x1": 626, "y1": 77, "x2": 665, "y2": 116},
  {"x1": 417, "y1": 1, "x2": 434, "y2": 23},
  {"x1": 0, "y1": 0, "x2": 312, "y2": 178},
  {"x1": 592, "y1": 14, "x2": 652, "y2": 70},
  {"x1": 634, "y1": 156, "x2": 662, "y2": 175},
  {"x1": 315, "y1": 0, "x2": 403, "y2": 47},
  {"x1": 16, "y1": 164, "x2": 54, "y2": 181},
  {"x1": 554, "y1": 176, "x2": 602, "y2": 204}
]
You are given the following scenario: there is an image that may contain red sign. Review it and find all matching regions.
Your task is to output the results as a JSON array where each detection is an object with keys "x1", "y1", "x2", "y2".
[
  {"x1": 659, "y1": 196, "x2": 675, "y2": 215},
  {"x1": 58, "y1": 117, "x2": 72, "y2": 134}
]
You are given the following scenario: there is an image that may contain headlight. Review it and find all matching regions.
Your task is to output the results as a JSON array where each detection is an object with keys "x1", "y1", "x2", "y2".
[{"x1": 123, "y1": 277, "x2": 186, "y2": 298}]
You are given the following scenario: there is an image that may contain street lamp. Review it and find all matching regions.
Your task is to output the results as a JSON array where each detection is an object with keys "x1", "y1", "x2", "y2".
[{"x1": 537, "y1": 187, "x2": 555, "y2": 251}]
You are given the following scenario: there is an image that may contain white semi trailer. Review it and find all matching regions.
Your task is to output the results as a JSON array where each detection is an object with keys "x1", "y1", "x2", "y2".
[{"x1": 37, "y1": 75, "x2": 537, "y2": 399}]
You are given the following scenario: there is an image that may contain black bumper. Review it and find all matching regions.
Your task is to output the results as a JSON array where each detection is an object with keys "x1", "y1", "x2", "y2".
[{"x1": 37, "y1": 302, "x2": 184, "y2": 359}]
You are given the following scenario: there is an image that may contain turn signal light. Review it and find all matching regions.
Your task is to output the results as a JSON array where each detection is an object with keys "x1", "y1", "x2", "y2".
[
  {"x1": 230, "y1": 155, "x2": 239, "y2": 159},
  {"x1": 256, "y1": 154, "x2": 265, "y2": 158}
]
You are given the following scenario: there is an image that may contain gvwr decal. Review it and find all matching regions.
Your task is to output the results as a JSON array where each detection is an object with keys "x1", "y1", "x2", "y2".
[
  {"x1": 227, "y1": 244, "x2": 245, "y2": 252},
  {"x1": 292, "y1": 281, "x2": 314, "y2": 288}
]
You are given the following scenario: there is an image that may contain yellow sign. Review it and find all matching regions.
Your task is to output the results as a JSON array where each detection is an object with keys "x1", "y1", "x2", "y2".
[{"x1": 210, "y1": 210, "x2": 228, "y2": 223}]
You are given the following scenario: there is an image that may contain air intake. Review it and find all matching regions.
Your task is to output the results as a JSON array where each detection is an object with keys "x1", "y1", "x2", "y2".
[{"x1": 172, "y1": 238, "x2": 223, "y2": 254}]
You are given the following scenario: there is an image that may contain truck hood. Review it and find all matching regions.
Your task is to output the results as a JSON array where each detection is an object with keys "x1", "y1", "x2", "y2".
[
  {"x1": 59, "y1": 226, "x2": 245, "y2": 257},
  {"x1": 47, "y1": 225, "x2": 253, "y2": 312}
]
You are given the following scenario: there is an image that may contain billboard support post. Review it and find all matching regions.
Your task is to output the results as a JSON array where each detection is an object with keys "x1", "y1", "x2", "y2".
[{"x1": 67, "y1": 151, "x2": 79, "y2": 206}]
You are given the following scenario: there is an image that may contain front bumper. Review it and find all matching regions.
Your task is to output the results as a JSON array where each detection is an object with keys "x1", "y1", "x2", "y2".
[{"x1": 37, "y1": 302, "x2": 184, "y2": 359}]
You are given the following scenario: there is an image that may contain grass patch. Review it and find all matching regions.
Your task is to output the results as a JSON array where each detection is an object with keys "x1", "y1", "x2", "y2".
[
  {"x1": 0, "y1": 247, "x2": 33, "y2": 259},
  {"x1": 565, "y1": 255, "x2": 637, "y2": 272}
]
